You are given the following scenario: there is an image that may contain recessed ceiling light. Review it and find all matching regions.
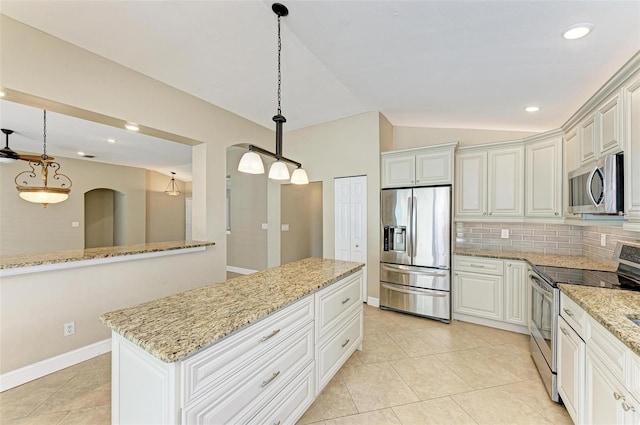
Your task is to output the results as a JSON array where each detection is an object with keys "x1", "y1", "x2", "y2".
[
  {"x1": 563, "y1": 23, "x2": 593, "y2": 40},
  {"x1": 124, "y1": 122, "x2": 139, "y2": 131},
  {"x1": 0, "y1": 90, "x2": 5, "y2": 97},
  {"x1": 525, "y1": 106, "x2": 540, "y2": 112},
  {"x1": 77, "y1": 151, "x2": 85, "y2": 156},
  {"x1": 107, "y1": 138, "x2": 116, "y2": 143}
]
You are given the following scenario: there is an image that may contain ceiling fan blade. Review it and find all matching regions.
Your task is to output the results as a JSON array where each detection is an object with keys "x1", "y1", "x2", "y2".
[{"x1": 18, "y1": 154, "x2": 55, "y2": 162}]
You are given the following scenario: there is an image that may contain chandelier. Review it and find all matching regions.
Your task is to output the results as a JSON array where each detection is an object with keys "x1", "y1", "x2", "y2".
[
  {"x1": 165, "y1": 171, "x2": 182, "y2": 196},
  {"x1": 14, "y1": 110, "x2": 72, "y2": 207},
  {"x1": 237, "y1": 3, "x2": 309, "y2": 185}
]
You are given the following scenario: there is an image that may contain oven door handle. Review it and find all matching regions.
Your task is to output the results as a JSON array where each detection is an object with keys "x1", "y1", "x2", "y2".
[{"x1": 529, "y1": 274, "x2": 553, "y2": 299}]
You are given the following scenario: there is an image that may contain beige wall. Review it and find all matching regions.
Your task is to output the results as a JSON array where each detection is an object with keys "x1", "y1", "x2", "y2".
[
  {"x1": 0, "y1": 15, "x2": 273, "y2": 372},
  {"x1": 145, "y1": 170, "x2": 190, "y2": 243},
  {"x1": 85, "y1": 188, "x2": 116, "y2": 248},
  {"x1": 379, "y1": 113, "x2": 394, "y2": 152},
  {"x1": 281, "y1": 112, "x2": 382, "y2": 298},
  {"x1": 226, "y1": 147, "x2": 268, "y2": 271},
  {"x1": 0, "y1": 248, "x2": 218, "y2": 373},
  {"x1": 392, "y1": 126, "x2": 537, "y2": 150},
  {"x1": 281, "y1": 182, "x2": 323, "y2": 265},
  {"x1": 0, "y1": 156, "x2": 146, "y2": 255}
]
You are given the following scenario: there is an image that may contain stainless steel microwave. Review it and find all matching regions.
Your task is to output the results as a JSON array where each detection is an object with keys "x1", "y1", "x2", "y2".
[{"x1": 568, "y1": 152, "x2": 624, "y2": 215}]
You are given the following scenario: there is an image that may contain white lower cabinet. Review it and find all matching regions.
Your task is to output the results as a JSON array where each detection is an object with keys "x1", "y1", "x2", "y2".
[
  {"x1": 558, "y1": 292, "x2": 640, "y2": 425},
  {"x1": 557, "y1": 316, "x2": 585, "y2": 425},
  {"x1": 111, "y1": 270, "x2": 363, "y2": 425},
  {"x1": 452, "y1": 256, "x2": 528, "y2": 332}
]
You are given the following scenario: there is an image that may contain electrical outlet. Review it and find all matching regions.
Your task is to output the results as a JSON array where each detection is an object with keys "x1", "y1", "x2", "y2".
[
  {"x1": 64, "y1": 321, "x2": 75, "y2": 337},
  {"x1": 501, "y1": 229, "x2": 509, "y2": 239},
  {"x1": 601, "y1": 234, "x2": 607, "y2": 247}
]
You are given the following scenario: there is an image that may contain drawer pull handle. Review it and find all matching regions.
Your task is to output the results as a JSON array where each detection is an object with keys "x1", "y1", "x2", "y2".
[
  {"x1": 274, "y1": 422, "x2": 281, "y2": 425},
  {"x1": 259, "y1": 329, "x2": 281, "y2": 343},
  {"x1": 563, "y1": 308, "x2": 574, "y2": 317},
  {"x1": 342, "y1": 297, "x2": 351, "y2": 305},
  {"x1": 260, "y1": 371, "x2": 280, "y2": 388},
  {"x1": 470, "y1": 264, "x2": 485, "y2": 268},
  {"x1": 614, "y1": 392, "x2": 624, "y2": 401},
  {"x1": 623, "y1": 402, "x2": 636, "y2": 412},
  {"x1": 341, "y1": 339, "x2": 350, "y2": 348},
  {"x1": 560, "y1": 327, "x2": 569, "y2": 336}
]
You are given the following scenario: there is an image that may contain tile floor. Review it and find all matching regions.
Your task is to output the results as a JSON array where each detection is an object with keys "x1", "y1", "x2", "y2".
[{"x1": 0, "y1": 304, "x2": 572, "y2": 425}]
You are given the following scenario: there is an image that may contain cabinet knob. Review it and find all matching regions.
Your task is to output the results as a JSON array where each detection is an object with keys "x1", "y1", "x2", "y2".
[
  {"x1": 355, "y1": 244, "x2": 359, "y2": 248},
  {"x1": 455, "y1": 272, "x2": 459, "y2": 276},
  {"x1": 483, "y1": 212, "x2": 487, "y2": 216},
  {"x1": 489, "y1": 212, "x2": 493, "y2": 216},
  {"x1": 555, "y1": 212, "x2": 559, "y2": 216},
  {"x1": 507, "y1": 263, "x2": 511, "y2": 267},
  {"x1": 614, "y1": 392, "x2": 624, "y2": 401}
]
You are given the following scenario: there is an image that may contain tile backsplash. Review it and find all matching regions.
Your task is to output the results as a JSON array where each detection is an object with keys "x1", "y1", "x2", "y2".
[{"x1": 456, "y1": 222, "x2": 640, "y2": 265}]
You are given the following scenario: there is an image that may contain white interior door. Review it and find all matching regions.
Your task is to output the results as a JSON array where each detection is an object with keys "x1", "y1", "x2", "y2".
[{"x1": 334, "y1": 176, "x2": 367, "y2": 301}]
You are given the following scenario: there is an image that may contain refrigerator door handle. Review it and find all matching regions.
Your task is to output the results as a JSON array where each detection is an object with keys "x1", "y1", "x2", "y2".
[
  {"x1": 381, "y1": 264, "x2": 448, "y2": 277},
  {"x1": 407, "y1": 196, "x2": 413, "y2": 258},
  {"x1": 381, "y1": 283, "x2": 448, "y2": 297},
  {"x1": 412, "y1": 196, "x2": 418, "y2": 259}
]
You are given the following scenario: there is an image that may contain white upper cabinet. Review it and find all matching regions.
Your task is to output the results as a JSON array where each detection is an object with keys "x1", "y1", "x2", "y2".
[
  {"x1": 455, "y1": 144, "x2": 524, "y2": 219},
  {"x1": 381, "y1": 153, "x2": 415, "y2": 187},
  {"x1": 623, "y1": 69, "x2": 640, "y2": 230},
  {"x1": 578, "y1": 92, "x2": 623, "y2": 166},
  {"x1": 487, "y1": 145, "x2": 525, "y2": 217},
  {"x1": 525, "y1": 134, "x2": 563, "y2": 218},
  {"x1": 381, "y1": 143, "x2": 457, "y2": 188}
]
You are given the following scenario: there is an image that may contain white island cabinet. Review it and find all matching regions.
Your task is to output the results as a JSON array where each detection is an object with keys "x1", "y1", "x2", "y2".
[{"x1": 102, "y1": 258, "x2": 364, "y2": 425}]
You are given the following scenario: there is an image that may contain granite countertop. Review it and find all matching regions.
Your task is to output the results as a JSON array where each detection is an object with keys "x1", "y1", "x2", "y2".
[
  {"x1": 0, "y1": 240, "x2": 215, "y2": 270},
  {"x1": 100, "y1": 258, "x2": 365, "y2": 363},
  {"x1": 454, "y1": 248, "x2": 617, "y2": 272},
  {"x1": 560, "y1": 284, "x2": 640, "y2": 357}
]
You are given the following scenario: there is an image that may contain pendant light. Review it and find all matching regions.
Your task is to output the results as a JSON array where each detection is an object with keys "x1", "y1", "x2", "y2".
[
  {"x1": 164, "y1": 171, "x2": 182, "y2": 196},
  {"x1": 14, "y1": 110, "x2": 72, "y2": 208},
  {"x1": 0, "y1": 129, "x2": 20, "y2": 163},
  {"x1": 237, "y1": 3, "x2": 309, "y2": 185}
]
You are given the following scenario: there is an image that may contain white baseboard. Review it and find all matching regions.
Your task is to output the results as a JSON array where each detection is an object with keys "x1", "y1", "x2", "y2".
[
  {"x1": 367, "y1": 297, "x2": 380, "y2": 307},
  {"x1": 0, "y1": 339, "x2": 111, "y2": 392},
  {"x1": 226, "y1": 266, "x2": 258, "y2": 275}
]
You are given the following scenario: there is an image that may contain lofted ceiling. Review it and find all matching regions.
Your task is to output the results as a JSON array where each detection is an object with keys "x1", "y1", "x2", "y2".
[{"x1": 1, "y1": 0, "x2": 639, "y2": 146}]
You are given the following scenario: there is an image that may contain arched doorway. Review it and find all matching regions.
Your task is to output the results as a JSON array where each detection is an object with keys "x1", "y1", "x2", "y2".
[{"x1": 84, "y1": 188, "x2": 126, "y2": 248}]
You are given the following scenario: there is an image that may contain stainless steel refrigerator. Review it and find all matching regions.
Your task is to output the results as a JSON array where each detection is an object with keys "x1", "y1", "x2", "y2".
[{"x1": 380, "y1": 186, "x2": 451, "y2": 322}]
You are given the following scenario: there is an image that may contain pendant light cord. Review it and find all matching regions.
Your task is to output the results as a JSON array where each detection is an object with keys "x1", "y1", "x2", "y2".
[
  {"x1": 277, "y1": 14, "x2": 282, "y2": 115},
  {"x1": 42, "y1": 110, "x2": 48, "y2": 160}
]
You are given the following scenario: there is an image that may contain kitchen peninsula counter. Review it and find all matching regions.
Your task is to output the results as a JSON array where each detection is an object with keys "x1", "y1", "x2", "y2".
[
  {"x1": 0, "y1": 240, "x2": 214, "y2": 275},
  {"x1": 100, "y1": 257, "x2": 365, "y2": 363},
  {"x1": 454, "y1": 248, "x2": 616, "y2": 272},
  {"x1": 560, "y1": 284, "x2": 640, "y2": 357}
]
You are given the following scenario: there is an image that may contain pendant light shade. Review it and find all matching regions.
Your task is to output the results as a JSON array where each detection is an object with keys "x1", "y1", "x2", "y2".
[
  {"x1": 164, "y1": 171, "x2": 182, "y2": 196},
  {"x1": 236, "y1": 3, "x2": 309, "y2": 185},
  {"x1": 18, "y1": 187, "x2": 69, "y2": 205},
  {"x1": 290, "y1": 168, "x2": 309, "y2": 185},
  {"x1": 15, "y1": 110, "x2": 72, "y2": 208},
  {"x1": 0, "y1": 129, "x2": 19, "y2": 163},
  {"x1": 238, "y1": 151, "x2": 265, "y2": 174},
  {"x1": 268, "y1": 160, "x2": 290, "y2": 180}
]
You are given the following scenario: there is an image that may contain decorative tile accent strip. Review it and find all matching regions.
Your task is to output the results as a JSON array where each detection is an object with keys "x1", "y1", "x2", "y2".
[
  {"x1": 100, "y1": 258, "x2": 364, "y2": 363},
  {"x1": 0, "y1": 240, "x2": 216, "y2": 269}
]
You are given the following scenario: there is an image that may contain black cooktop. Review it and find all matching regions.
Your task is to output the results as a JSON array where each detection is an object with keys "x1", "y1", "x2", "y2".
[{"x1": 534, "y1": 264, "x2": 640, "y2": 291}]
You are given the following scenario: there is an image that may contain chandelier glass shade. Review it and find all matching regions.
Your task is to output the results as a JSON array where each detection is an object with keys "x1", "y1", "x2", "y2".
[
  {"x1": 237, "y1": 3, "x2": 308, "y2": 185},
  {"x1": 15, "y1": 110, "x2": 72, "y2": 208}
]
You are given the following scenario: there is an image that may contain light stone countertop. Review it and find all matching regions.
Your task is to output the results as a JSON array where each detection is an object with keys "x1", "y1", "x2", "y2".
[
  {"x1": 100, "y1": 258, "x2": 365, "y2": 363},
  {"x1": 454, "y1": 248, "x2": 617, "y2": 272},
  {"x1": 560, "y1": 284, "x2": 640, "y2": 357},
  {"x1": 0, "y1": 240, "x2": 215, "y2": 270}
]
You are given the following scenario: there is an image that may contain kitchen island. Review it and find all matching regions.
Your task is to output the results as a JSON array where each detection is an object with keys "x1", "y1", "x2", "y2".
[{"x1": 100, "y1": 257, "x2": 365, "y2": 424}]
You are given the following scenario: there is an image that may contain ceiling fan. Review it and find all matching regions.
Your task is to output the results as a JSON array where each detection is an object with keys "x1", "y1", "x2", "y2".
[{"x1": 0, "y1": 128, "x2": 56, "y2": 164}]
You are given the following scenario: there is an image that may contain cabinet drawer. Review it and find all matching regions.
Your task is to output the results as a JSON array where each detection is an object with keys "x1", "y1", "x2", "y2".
[
  {"x1": 586, "y1": 316, "x2": 627, "y2": 383},
  {"x1": 181, "y1": 295, "x2": 313, "y2": 405},
  {"x1": 315, "y1": 273, "x2": 362, "y2": 340},
  {"x1": 182, "y1": 322, "x2": 314, "y2": 424},
  {"x1": 247, "y1": 363, "x2": 315, "y2": 425},
  {"x1": 317, "y1": 310, "x2": 363, "y2": 392},
  {"x1": 454, "y1": 256, "x2": 504, "y2": 275},
  {"x1": 560, "y1": 292, "x2": 586, "y2": 338}
]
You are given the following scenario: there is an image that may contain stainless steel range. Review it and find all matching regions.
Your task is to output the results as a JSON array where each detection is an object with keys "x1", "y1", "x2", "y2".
[{"x1": 529, "y1": 240, "x2": 640, "y2": 403}]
